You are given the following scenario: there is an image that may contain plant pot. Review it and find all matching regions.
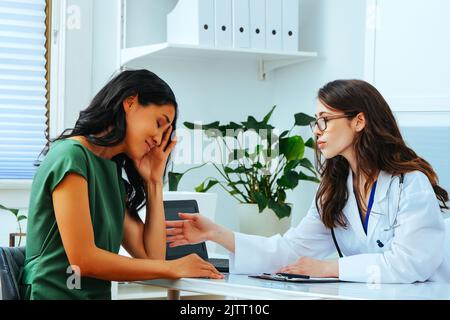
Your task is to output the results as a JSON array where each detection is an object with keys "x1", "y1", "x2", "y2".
[
  {"x1": 163, "y1": 191, "x2": 218, "y2": 253},
  {"x1": 9, "y1": 232, "x2": 26, "y2": 247},
  {"x1": 237, "y1": 203, "x2": 292, "y2": 237}
]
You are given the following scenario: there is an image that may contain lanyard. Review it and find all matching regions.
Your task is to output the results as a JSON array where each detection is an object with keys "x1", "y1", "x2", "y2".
[
  {"x1": 358, "y1": 181, "x2": 377, "y2": 234},
  {"x1": 331, "y1": 174, "x2": 404, "y2": 258},
  {"x1": 357, "y1": 180, "x2": 377, "y2": 234}
]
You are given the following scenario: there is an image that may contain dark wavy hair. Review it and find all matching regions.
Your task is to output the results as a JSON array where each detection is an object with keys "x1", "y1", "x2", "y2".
[
  {"x1": 42, "y1": 69, "x2": 178, "y2": 218},
  {"x1": 314, "y1": 79, "x2": 448, "y2": 229}
]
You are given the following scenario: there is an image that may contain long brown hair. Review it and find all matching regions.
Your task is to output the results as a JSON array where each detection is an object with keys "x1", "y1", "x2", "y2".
[{"x1": 314, "y1": 79, "x2": 449, "y2": 229}]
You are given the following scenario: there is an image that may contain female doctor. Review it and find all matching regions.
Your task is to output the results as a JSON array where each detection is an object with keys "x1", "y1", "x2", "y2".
[{"x1": 166, "y1": 79, "x2": 450, "y2": 283}]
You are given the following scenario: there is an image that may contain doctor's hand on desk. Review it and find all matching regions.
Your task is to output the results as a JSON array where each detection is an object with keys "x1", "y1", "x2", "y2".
[
  {"x1": 166, "y1": 213, "x2": 236, "y2": 253},
  {"x1": 277, "y1": 257, "x2": 339, "y2": 278}
]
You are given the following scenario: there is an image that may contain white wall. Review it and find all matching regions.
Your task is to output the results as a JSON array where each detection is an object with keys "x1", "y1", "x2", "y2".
[{"x1": 272, "y1": 0, "x2": 367, "y2": 226}]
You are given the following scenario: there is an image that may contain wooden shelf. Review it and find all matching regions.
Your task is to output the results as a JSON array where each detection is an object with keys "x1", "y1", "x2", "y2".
[{"x1": 121, "y1": 42, "x2": 317, "y2": 80}]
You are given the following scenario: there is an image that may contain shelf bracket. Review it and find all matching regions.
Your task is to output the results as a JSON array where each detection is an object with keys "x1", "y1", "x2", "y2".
[{"x1": 259, "y1": 58, "x2": 309, "y2": 81}]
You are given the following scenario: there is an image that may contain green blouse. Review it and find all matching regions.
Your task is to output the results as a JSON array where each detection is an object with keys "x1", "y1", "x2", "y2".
[{"x1": 19, "y1": 139, "x2": 126, "y2": 300}]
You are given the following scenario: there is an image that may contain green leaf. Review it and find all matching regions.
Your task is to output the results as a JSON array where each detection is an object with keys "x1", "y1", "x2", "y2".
[
  {"x1": 284, "y1": 160, "x2": 300, "y2": 173},
  {"x1": 17, "y1": 215, "x2": 27, "y2": 222},
  {"x1": 241, "y1": 116, "x2": 260, "y2": 130},
  {"x1": 305, "y1": 137, "x2": 315, "y2": 148},
  {"x1": 268, "y1": 200, "x2": 292, "y2": 219},
  {"x1": 298, "y1": 158, "x2": 316, "y2": 175},
  {"x1": 241, "y1": 116, "x2": 274, "y2": 136},
  {"x1": 195, "y1": 181, "x2": 205, "y2": 193},
  {"x1": 279, "y1": 136, "x2": 305, "y2": 161},
  {"x1": 183, "y1": 121, "x2": 220, "y2": 131},
  {"x1": 298, "y1": 171, "x2": 321, "y2": 183},
  {"x1": 228, "y1": 180, "x2": 246, "y2": 186},
  {"x1": 224, "y1": 166, "x2": 249, "y2": 174},
  {"x1": 228, "y1": 149, "x2": 249, "y2": 163},
  {"x1": 277, "y1": 170, "x2": 300, "y2": 189},
  {"x1": 0, "y1": 204, "x2": 19, "y2": 216},
  {"x1": 195, "y1": 179, "x2": 219, "y2": 193},
  {"x1": 254, "y1": 192, "x2": 268, "y2": 212},
  {"x1": 183, "y1": 121, "x2": 195, "y2": 130},
  {"x1": 279, "y1": 130, "x2": 289, "y2": 139},
  {"x1": 204, "y1": 180, "x2": 219, "y2": 192},
  {"x1": 277, "y1": 189, "x2": 287, "y2": 203},
  {"x1": 168, "y1": 172, "x2": 183, "y2": 191},
  {"x1": 294, "y1": 113, "x2": 316, "y2": 126},
  {"x1": 262, "y1": 105, "x2": 276, "y2": 124},
  {"x1": 221, "y1": 122, "x2": 243, "y2": 137},
  {"x1": 253, "y1": 162, "x2": 263, "y2": 169}
]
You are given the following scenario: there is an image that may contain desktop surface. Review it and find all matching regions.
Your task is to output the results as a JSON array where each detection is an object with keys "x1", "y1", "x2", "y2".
[{"x1": 138, "y1": 274, "x2": 450, "y2": 300}]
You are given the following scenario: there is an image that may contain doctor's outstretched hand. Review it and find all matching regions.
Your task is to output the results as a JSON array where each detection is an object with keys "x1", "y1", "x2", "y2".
[
  {"x1": 165, "y1": 213, "x2": 236, "y2": 253},
  {"x1": 277, "y1": 256, "x2": 339, "y2": 278}
]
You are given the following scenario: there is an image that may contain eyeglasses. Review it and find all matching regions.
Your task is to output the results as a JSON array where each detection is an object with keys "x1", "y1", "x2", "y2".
[{"x1": 309, "y1": 114, "x2": 352, "y2": 132}]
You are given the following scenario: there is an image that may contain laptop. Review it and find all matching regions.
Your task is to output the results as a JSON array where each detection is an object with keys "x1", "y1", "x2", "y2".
[{"x1": 164, "y1": 200, "x2": 229, "y2": 273}]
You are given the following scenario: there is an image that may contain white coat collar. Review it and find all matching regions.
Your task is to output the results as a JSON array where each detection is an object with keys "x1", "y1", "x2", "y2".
[{"x1": 343, "y1": 169, "x2": 393, "y2": 242}]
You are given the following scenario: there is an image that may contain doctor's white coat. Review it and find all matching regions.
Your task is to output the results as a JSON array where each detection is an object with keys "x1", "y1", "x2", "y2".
[{"x1": 229, "y1": 170, "x2": 450, "y2": 283}]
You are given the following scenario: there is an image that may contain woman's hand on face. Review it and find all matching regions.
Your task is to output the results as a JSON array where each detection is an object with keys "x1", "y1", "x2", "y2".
[
  {"x1": 167, "y1": 253, "x2": 224, "y2": 279},
  {"x1": 276, "y1": 257, "x2": 339, "y2": 278},
  {"x1": 166, "y1": 213, "x2": 216, "y2": 247},
  {"x1": 134, "y1": 126, "x2": 176, "y2": 184}
]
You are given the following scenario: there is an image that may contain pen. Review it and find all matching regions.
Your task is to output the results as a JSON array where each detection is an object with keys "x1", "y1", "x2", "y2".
[{"x1": 276, "y1": 273, "x2": 310, "y2": 279}]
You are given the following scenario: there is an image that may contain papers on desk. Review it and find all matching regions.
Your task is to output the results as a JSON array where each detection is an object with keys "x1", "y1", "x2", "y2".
[{"x1": 249, "y1": 273, "x2": 341, "y2": 283}]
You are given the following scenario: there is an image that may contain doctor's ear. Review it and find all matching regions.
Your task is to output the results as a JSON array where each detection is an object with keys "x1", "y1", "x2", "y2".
[{"x1": 353, "y1": 112, "x2": 366, "y2": 132}]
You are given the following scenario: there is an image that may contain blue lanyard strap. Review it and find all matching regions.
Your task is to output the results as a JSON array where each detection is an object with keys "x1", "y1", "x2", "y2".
[{"x1": 358, "y1": 180, "x2": 377, "y2": 234}]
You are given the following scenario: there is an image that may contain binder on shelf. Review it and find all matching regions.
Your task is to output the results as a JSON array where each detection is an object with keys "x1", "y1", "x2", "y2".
[
  {"x1": 265, "y1": 0, "x2": 282, "y2": 51},
  {"x1": 232, "y1": 0, "x2": 250, "y2": 48},
  {"x1": 167, "y1": 0, "x2": 215, "y2": 46},
  {"x1": 249, "y1": 0, "x2": 266, "y2": 49},
  {"x1": 214, "y1": 0, "x2": 233, "y2": 47},
  {"x1": 282, "y1": 0, "x2": 299, "y2": 52}
]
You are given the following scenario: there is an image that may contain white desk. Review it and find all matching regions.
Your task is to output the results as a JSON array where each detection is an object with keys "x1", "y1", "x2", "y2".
[{"x1": 137, "y1": 274, "x2": 450, "y2": 300}]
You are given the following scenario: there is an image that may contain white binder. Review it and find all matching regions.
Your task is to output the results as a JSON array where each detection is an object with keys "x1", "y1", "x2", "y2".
[
  {"x1": 167, "y1": 0, "x2": 215, "y2": 46},
  {"x1": 282, "y1": 0, "x2": 299, "y2": 51},
  {"x1": 215, "y1": 0, "x2": 233, "y2": 47},
  {"x1": 249, "y1": 0, "x2": 265, "y2": 49},
  {"x1": 265, "y1": 0, "x2": 282, "y2": 51},
  {"x1": 233, "y1": 0, "x2": 250, "y2": 48}
]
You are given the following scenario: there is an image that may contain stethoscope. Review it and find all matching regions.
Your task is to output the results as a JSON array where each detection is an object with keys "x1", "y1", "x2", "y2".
[{"x1": 331, "y1": 173, "x2": 405, "y2": 258}]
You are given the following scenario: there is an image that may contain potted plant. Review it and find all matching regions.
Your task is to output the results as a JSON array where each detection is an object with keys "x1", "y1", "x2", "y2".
[
  {"x1": 0, "y1": 204, "x2": 27, "y2": 247},
  {"x1": 183, "y1": 106, "x2": 320, "y2": 236}
]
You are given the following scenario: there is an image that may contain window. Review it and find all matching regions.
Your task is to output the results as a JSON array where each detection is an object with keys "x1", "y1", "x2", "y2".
[
  {"x1": 397, "y1": 112, "x2": 450, "y2": 193},
  {"x1": 0, "y1": 0, "x2": 49, "y2": 179}
]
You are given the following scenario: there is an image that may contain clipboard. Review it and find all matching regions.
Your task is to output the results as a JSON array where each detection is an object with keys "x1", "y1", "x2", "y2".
[{"x1": 249, "y1": 273, "x2": 341, "y2": 283}]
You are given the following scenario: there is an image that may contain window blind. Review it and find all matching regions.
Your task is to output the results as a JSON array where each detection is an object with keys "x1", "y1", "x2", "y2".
[{"x1": 0, "y1": 0, "x2": 48, "y2": 179}]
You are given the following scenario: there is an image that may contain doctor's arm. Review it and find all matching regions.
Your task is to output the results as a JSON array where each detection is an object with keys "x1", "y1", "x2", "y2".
[
  {"x1": 166, "y1": 213, "x2": 235, "y2": 252},
  {"x1": 167, "y1": 201, "x2": 336, "y2": 274}
]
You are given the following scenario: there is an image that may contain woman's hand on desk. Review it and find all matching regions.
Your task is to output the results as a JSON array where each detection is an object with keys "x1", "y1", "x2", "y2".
[
  {"x1": 167, "y1": 253, "x2": 224, "y2": 279},
  {"x1": 277, "y1": 257, "x2": 339, "y2": 278}
]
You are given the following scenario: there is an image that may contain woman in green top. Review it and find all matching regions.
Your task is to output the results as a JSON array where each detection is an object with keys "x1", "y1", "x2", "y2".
[{"x1": 20, "y1": 69, "x2": 223, "y2": 300}]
